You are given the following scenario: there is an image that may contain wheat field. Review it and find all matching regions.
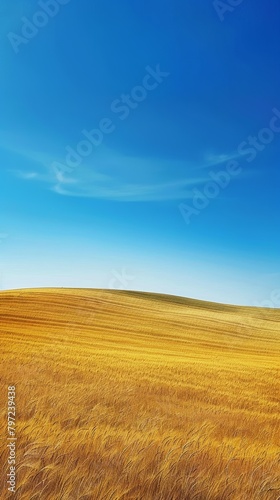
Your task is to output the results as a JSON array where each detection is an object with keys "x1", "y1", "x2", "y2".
[{"x1": 0, "y1": 288, "x2": 279, "y2": 499}]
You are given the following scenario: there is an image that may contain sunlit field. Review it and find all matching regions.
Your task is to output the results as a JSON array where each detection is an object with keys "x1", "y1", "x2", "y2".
[{"x1": 0, "y1": 288, "x2": 279, "y2": 499}]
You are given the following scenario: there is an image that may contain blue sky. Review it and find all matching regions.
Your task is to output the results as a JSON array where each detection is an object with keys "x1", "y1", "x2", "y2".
[{"x1": 0, "y1": 0, "x2": 280, "y2": 305}]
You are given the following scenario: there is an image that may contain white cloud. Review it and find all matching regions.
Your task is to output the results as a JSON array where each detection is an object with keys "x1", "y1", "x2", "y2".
[
  {"x1": 200, "y1": 151, "x2": 242, "y2": 169},
  {"x1": 13, "y1": 170, "x2": 38, "y2": 180},
  {"x1": 9, "y1": 145, "x2": 244, "y2": 202}
]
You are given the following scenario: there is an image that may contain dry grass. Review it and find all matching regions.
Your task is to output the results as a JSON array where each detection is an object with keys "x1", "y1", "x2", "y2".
[{"x1": 0, "y1": 288, "x2": 280, "y2": 499}]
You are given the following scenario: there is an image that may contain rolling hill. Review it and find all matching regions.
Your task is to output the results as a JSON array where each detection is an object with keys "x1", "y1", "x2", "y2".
[{"x1": 0, "y1": 288, "x2": 280, "y2": 499}]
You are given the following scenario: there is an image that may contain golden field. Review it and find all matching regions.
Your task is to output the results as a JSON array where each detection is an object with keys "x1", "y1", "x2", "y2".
[{"x1": 0, "y1": 288, "x2": 280, "y2": 500}]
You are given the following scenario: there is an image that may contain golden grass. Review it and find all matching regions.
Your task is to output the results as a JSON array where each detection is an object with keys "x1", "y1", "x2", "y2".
[{"x1": 0, "y1": 288, "x2": 280, "y2": 499}]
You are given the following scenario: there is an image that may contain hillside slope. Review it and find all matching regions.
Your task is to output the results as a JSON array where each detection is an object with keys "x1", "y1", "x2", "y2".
[{"x1": 0, "y1": 288, "x2": 280, "y2": 499}]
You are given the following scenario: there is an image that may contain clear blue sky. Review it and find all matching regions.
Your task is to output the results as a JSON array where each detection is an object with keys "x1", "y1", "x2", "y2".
[{"x1": 0, "y1": 0, "x2": 279, "y2": 305}]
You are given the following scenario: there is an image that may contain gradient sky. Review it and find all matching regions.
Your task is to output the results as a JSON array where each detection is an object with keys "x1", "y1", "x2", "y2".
[{"x1": 0, "y1": 0, "x2": 280, "y2": 305}]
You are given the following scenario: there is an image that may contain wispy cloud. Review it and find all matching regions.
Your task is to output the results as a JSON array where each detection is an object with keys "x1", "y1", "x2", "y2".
[
  {"x1": 51, "y1": 176, "x2": 211, "y2": 202},
  {"x1": 199, "y1": 151, "x2": 244, "y2": 169},
  {"x1": 12, "y1": 170, "x2": 38, "y2": 180},
  {"x1": 9, "y1": 145, "x2": 244, "y2": 202}
]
